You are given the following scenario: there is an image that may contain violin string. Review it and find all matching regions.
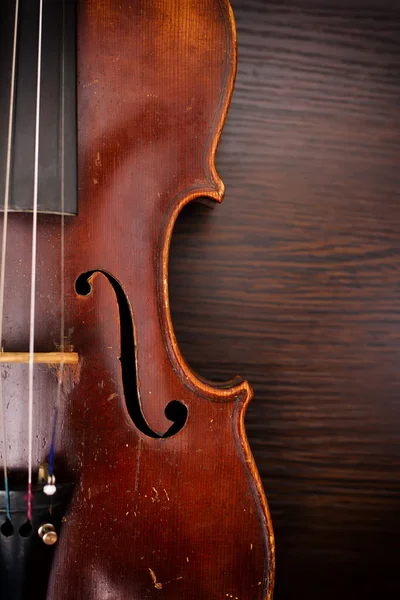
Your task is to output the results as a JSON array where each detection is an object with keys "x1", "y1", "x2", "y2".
[
  {"x1": 0, "y1": 0, "x2": 20, "y2": 522},
  {"x1": 27, "y1": 0, "x2": 44, "y2": 521},
  {"x1": 48, "y1": 0, "x2": 66, "y2": 482}
]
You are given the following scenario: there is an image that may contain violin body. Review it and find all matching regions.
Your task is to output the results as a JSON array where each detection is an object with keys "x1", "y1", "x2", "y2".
[{"x1": 0, "y1": 1, "x2": 274, "y2": 598}]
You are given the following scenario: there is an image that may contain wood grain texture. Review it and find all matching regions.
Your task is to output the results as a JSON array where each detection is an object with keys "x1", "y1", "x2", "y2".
[{"x1": 168, "y1": 1, "x2": 400, "y2": 598}]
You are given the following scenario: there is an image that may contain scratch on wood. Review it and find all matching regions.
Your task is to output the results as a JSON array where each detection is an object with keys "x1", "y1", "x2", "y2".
[
  {"x1": 163, "y1": 576, "x2": 183, "y2": 586},
  {"x1": 134, "y1": 438, "x2": 142, "y2": 504},
  {"x1": 83, "y1": 78, "x2": 99, "y2": 87},
  {"x1": 148, "y1": 568, "x2": 162, "y2": 590}
]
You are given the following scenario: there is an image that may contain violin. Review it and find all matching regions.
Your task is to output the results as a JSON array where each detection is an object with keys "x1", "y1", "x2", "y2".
[{"x1": 0, "y1": 0, "x2": 274, "y2": 598}]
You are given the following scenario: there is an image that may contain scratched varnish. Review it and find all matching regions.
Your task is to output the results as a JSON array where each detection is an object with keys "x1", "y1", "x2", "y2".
[{"x1": 169, "y1": 1, "x2": 400, "y2": 598}]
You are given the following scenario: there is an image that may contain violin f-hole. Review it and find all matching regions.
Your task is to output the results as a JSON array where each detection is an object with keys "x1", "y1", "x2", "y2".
[{"x1": 75, "y1": 270, "x2": 188, "y2": 439}]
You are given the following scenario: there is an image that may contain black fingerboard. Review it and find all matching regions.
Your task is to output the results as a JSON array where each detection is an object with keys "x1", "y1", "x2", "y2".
[{"x1": 0, "y1": 0, "x2": 77, "y2": 215}]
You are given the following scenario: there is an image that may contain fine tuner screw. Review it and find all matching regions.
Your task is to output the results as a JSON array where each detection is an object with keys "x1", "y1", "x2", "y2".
[
  {"x1": 38, "y1": 463, "x2": 57, "y2": 496},
  {"x1": 43, "y1": 474, "x2": 57, "y2": 496},
  {"x1": 38, "y1": 523, "x2": 58, "y2": 546}
]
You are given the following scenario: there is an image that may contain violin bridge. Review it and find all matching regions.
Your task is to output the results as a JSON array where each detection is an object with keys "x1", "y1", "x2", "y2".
[{"x1": 0, "y1": 352, "x2": 79, "y2": 365}]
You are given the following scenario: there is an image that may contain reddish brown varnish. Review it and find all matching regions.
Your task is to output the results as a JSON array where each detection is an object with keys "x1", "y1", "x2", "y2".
[{"x1": 1, "y1": 1, "x2": 274, "y2": 597}]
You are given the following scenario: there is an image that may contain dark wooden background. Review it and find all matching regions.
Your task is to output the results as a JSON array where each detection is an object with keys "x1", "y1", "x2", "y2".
[{"x1": 169, "y1": 1, "x2": 400, "y2": 598}]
